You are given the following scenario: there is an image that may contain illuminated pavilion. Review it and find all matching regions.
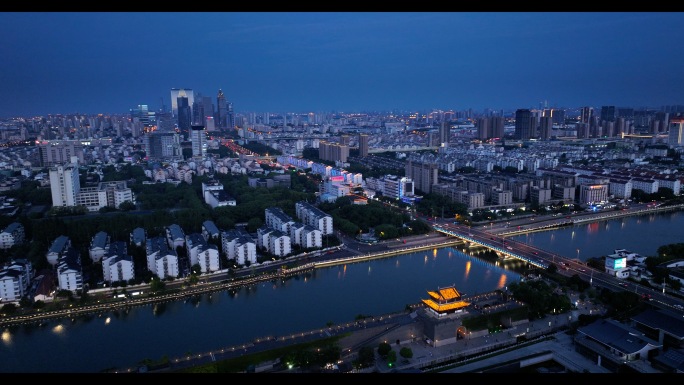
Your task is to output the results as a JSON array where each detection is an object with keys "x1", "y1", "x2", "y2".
[{"x1": 421, "y1": 286, "x2": 470, "y2": 316}]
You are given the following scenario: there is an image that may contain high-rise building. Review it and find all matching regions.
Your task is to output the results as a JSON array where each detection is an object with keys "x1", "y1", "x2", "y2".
[
  {"x1": 190, "y1": 125, "x2": 206, "y2": 158},
  {"x1": 156, "y1": 112, "x2": 176, "y2": 132},
  {"x1": 146, "y1": 132, "x2": 181, "y2": 160},
  {"x1": 405, "y1": 158, "x2": 438, "y2": 194},
  {"x1": 540, "y1": 116, "x2": 553, "y2": 140},
  {"x1": 170, "y1": 88, "x2": 194, "y2": 117},
  {"x1": 438, "y1": 120, "x2": 449, "y2": 145},
  {"x1": 38, "y1": 140, "x2": 85, "y2": 167},
  {"x1": 514, "y1": 109, "x2": 535, "y2": 139},
  {"x1": 216, "y1": 89, "x2": 228, "y2": 130},
  {"x1": 227, "y1": 100, "x2": 235, "y2": 130},
  {"x1": 669, "y1": 116, "x2": 684, "y2": 147},
  {"x1": 49, "y1": 163, "x2": 80, "y2": 207},
  {"x1": 318, "y1": 141, "x2": 349, "y2": 163},
  {"x1": 358, "y1": 134, "x2": 369, "y2": 157},
  {"x1": 490, "y1": 116, "x2": 504, "y2": 139},
  {"x1": 476, "y1": 117, "x2": 489, "y2": 140},
  {"x1": 176, "y1": 96, "x2": 192, "y2": 136},
  {"x1": 580, "y1": 107, "x2": 594, "y2": 125},
  {"x1": 600, "y1": 106, "x2": 616, "y2": 122},
  {"x1": 654, "y1": 112, "x2": 670, "y2": 134},
  {"x1": 201, "y1": 96, "x2": 214, "y2": 128}
]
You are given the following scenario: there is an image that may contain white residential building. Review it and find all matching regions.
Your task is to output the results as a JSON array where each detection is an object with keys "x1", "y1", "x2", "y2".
[
  {"x1": 268, "y1": 229, "x2": 291, "y2": 257},
  {"x1": 89, "y1": 231, "x2": 109, "y2": 263},
  {"x1": 631, "y1": 178, "x2": 658, "y2": 194},
  {"x1": 57, "y1": 248, "x2": 83, "y2": 293},
  {"x1": 609, "y1": 179, "x2": 633, "y2": 199},
  {"x1": 102, "y1": 241, "x2": 135, "y2": 283},
  {"x1": 0, "y1": 222, "x2": 24, "y2": 249},
  {"x1": 295, "y1": 201, "x2": 334, "y2": 235},
  {"x1": 146, "y1": 236, "x2": 179, "y2": 280},
  {"x1": 256, "y1": 226, "x2": 273, "y2": 251},
  {"x1": 186, "y1": 233, "x2": 220, "y2": 273},
  {"x1": 0, "y1": 259, "x2": 32, "y2": 302},
  {"x1": 130, "y1": 227, "x2": 146, "y2": 247},
  {"x1": 166, "y1": 224, "x2": 186, "y2": 250},
  {"x1": 46, "y1": 235, "x2": 71, "y2": 266},
  {"x1": 221, "y1": 229, "x2": 257, "y2": 266},
  {"x1": 265, "y1": 207, "x2": 295, "y2": 234},
  {"x1": 299, "y1": 225, "x2": 322, "y2": 249},
  {"x1": 49, "y1": 163, "x2": 80, "y2": 207},
  {"x1": 201, "y1": 220, "x2": 221, "y2": 242}
]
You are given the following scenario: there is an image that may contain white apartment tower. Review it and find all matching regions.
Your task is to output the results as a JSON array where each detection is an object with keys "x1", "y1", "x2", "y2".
[{"x1": 49, "y1": 163, "x2": 80, "y2": 207}]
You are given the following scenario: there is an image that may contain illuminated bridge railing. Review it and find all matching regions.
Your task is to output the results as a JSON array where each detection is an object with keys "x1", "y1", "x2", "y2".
[{"x1": 433, "y1": 225, "x2": 546, "y2": 269}]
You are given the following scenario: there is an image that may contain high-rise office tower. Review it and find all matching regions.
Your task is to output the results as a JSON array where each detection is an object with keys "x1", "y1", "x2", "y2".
[
  {"x1": 514, "y1": 109, "x2": 535, "y2": 139},
  {"x1": 227, "y1": 101, "x2": 235, "y2": 130},
  {"x1": 668, "y1": 116, "x2": 684, "y2": 147},
  {"x1": 192, "y1": 93, "x2": 203, "y2": 125},
  {"x1": 216, "y1": 89, "x2": 228, "y2": 130},
  {"x1": 49, "y1": 163, "x2": 80, "y2": 207},
  {"x1": 170, "y1": 88, "x2": 194, "y2": 117},
  {"x1": 540, "y1": 116, "x2": 553, "y2": 140},
  {"x1": 156, "y1": 112, "x2": 176, "y2": 132},
  {"x1": 130, "y1": 104, "x2": 151, "y2": 127},
  {"x1": 358, "y1": 134, "x2": 369, "y2": 157},
  {"x1": 438, "y1": 120, "x2": 449, "y2": 145},
  {"x1": 190, "y1": 125, "x2": 206, "y2": 158},
  {"x1": 555, "y1": 109, "x2": 565, "y2": 126},
  {"x1": 176, "y1": 96, "x2": 192, "y2": 138},
  {"x1": 202, "y1": 96, "x2": 214, "y2": 128},
  {"x1": 600, "y1": 106, "x2": 616, "y2": 122}
]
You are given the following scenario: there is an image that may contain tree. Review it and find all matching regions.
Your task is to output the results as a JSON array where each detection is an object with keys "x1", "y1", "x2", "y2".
[
  {"x1": 377, "y1": 342, "x2": 391, "y2": 357},
  {"x1": 353, "y1": 346, "x2": 375, "y2": 369},
  {"x1": 386, "y1": 350, "x2": 397, "y2": 367},
  {"x1": 119, "y1": 200, "x2": 136, "y2": 211},
  {"x1": 399, "y1": 347, "x2": 413, "y2": 359},
  {"x1": 150, "y1": 278, "x2": 166, "y2": 293}
]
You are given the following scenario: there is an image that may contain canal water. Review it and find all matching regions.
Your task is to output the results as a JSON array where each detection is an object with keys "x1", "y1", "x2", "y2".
[{"x1": 1, "y1": 210, "x2": 682, "y2": 373}]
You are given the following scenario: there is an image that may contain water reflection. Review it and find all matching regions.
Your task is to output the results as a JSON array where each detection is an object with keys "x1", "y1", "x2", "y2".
[
  {"x1": 1, "y1": 329, "x2": 11, "y2": 345},
  {"x1": 497, "y1": 274, "x2": 507, "y2": 289}
]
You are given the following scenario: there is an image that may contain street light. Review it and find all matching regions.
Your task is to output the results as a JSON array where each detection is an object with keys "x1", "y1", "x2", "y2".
[{"x1": 576, "y1": 248, "x2": 580, "y2": 261}]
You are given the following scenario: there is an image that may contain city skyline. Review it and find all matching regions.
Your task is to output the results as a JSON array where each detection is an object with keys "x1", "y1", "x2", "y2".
[{"x1": 1, "y1": 12, "x2": 684, "y2": 118}]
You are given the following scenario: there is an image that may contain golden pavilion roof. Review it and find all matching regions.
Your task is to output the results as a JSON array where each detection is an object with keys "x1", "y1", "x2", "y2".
[{"x1": 422, "y1": 286, "x2": 469, "y2": 313}]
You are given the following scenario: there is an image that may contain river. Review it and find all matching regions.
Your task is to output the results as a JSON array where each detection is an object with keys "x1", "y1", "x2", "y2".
[{"x1": 1, "y1": 210, "x2": 682, "y2": 373}]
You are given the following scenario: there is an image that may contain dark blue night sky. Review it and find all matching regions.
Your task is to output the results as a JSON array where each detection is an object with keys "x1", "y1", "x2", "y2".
[{"x1": 1, "y1": 12, "x2": 682, "y2": 117}]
